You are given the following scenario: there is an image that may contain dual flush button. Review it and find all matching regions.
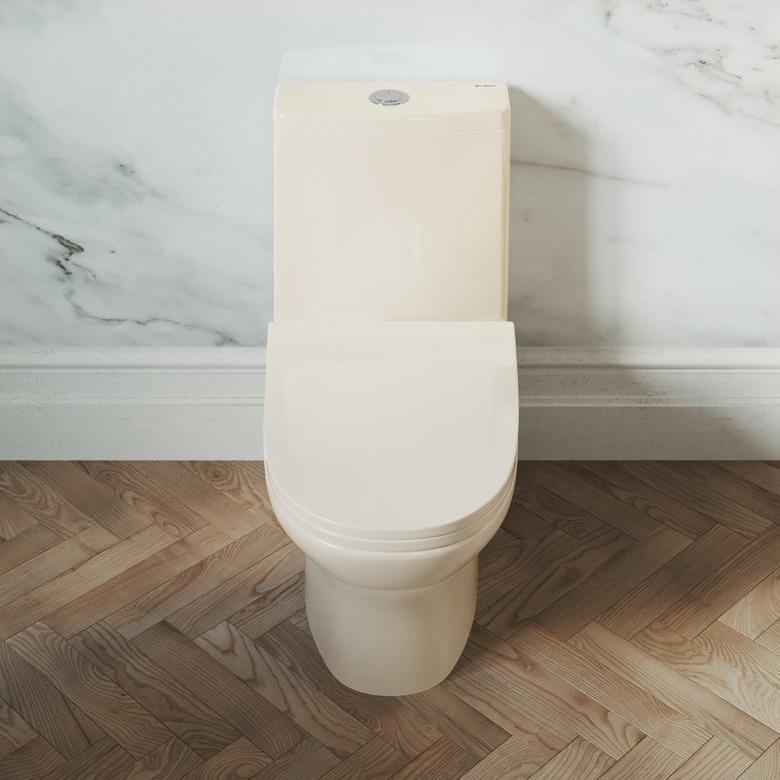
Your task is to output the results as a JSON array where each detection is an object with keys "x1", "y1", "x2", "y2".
[{"x1": 369, "y1": 89, "x2": 409, "y2": 106}]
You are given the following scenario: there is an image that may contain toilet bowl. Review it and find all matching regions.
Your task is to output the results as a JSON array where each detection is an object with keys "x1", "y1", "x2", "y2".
[
  {"x1": 264, "y1": 321, "x2": 518, "y2": 694},
  {"x1": 266, "y1": 82, "x2": 516, "y2": 694}
]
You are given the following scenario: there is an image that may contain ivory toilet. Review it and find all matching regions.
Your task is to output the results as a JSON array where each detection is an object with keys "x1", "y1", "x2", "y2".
[{"x1": 264, "y1": 82, "x2": 518, "y2": 695}]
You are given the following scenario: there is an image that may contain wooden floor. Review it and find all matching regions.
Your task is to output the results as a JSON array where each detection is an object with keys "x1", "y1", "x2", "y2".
[{"x1": 0, "y1": 462, "x2": 779, "y2": 779}]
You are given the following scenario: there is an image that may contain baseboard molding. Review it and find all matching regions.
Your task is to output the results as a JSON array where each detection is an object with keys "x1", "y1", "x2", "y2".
[{"x1": 2, "y1": 346, "x2": 780, "y2": 459}]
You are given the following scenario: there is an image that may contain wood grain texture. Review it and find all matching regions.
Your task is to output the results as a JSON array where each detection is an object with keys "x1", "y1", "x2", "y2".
[{"x1": 1, "y1": 460, "x2": 779, "y2": 778}]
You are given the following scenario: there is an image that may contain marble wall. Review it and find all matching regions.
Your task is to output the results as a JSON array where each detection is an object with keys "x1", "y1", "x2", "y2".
[{"x1": 1, "y1": 0, "x2": 778, "y2": 347}]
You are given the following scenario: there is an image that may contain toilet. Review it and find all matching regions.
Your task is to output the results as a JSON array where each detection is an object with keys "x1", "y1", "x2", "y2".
[{"x1": 264, "y1": 82, "x2": 518, "y2": 695}]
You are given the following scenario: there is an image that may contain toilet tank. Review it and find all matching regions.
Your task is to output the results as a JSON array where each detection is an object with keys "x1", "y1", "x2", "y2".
[{"x1": 274, "y1": 82, "x2": 510, "y2": 322}]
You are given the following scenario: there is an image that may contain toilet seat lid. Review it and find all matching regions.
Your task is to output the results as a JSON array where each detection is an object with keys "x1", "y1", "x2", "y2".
[{"x1": 264, "y1": 321, "x2": 518, "y2": 542}]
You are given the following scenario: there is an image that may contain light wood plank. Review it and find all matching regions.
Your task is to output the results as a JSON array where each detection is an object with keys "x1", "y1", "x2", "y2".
[
  {"x1": 387, "y1": 736, "x2": 475, "y2": 780},
  {"x1": 0, "y1": 524, "x2": 62, "y2": 577},
  {"x1": 737, "y1": 739, "x2": 780, "y2": 779},
  {"x1": 669, "y1": 736, "x2": 753, "y2": 779},
  {"x1": 757, "y1": 618, "x2": 780, "y2": 653},
  {"x1": 570, "y1": 621, "x2": 776, "y2": 759},
  {"x1": 719, "y1": 569, "x2": 780, "y2": 639},
  {"x1": 0, "y1": 491, "x2": 38, "y2": 540},
  {"x1": 231, "y1": 571, "x2": 305, "y2": 640},
  {"x1": 459, "y1": 735, "x2": 545, "y2": 780},
  {"x1": 597, "y1": 737, "x2": 686, "y2": 780},
  {"x1": 527, "y1": 736, "x2": 613, "y2": 780},
  {"x1": 508, "y1": 622, "x2": 710, "y2": 759},
  {"x1": 634, "y1": 621, "x2": 780, "y2": 733}
]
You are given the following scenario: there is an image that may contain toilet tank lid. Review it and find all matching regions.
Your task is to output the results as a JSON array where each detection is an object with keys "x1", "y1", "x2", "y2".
[{"x1": 274, "y1": 81, "x2": 510, "y2": 134}]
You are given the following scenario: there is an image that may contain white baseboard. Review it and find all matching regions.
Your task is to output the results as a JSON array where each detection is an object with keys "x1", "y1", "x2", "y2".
[{"x1": 2, "y1": 346, "x2": 780, "y2": 460}]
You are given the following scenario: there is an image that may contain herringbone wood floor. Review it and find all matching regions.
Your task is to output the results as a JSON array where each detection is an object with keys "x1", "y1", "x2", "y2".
[{"x1": 0, "y1": 462, "x2": 779, "y2": 778}]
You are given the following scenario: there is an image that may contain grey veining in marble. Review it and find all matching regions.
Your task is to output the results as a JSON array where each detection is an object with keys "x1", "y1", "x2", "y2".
[{"x1": 1, "y1": 0, "x2": 778, "y2": 347}]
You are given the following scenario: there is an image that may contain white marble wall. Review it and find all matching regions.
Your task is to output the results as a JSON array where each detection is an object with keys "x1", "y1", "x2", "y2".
[{"x1": 1, "y1": 0, "x2": 778, "y2": 347}]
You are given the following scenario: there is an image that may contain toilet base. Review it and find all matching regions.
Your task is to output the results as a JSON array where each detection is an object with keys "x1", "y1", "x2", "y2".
[{"x1": 305, "y1": 557, "x2": 477, "y2": 696}]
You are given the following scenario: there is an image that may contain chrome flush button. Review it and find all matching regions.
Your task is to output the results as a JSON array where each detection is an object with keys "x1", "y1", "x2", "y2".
[{"x1": 369, "y1": 89, "x2": 409, "y2": 106}]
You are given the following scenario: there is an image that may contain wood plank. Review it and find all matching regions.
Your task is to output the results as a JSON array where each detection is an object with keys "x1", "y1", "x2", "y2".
[
  {"x1": 133, "y1": 621, "x2": 305, "y2": 760},
  {"x1": 167, "y1": 543, "x2": 303, "y2": 639},
  {"x1": 623, "y1": 462, "x2": 771, "y2": 538},
  {"x1": 23, "y1": 461, "x2": 152, "y2": 539},
  {"x1": 521, "y1": 462, "x2": 659, "y2": 539},
  {"x1": 0, "y1": 524, "x2": 117, "y2": 608},
  {"x1": 536, "y1": 525, "x2": 691, "y2": 639},
  {"x1": 478, "y1": 526, "x2": 634, "y2": 638},
  {"x1": 564, "y1": 461, "x2": 715, "y2": 539},
  {"x1": 476, "y1": 527, "x2": 579, "y2": 616},
  {"x1": 719, "y1": 462, "x2": 780, "y2": 498},
  {"x1": 570, "y1": 621, "x2": 776, "y2": 759},
  {"x1": 185, "y1": 462, "x2": 280, "y2": 530},
  {"x1": 460, "y1": 625, "x2": 644, "y2": 760},
  {"x1": 0, "y1": 491, "x2": 38, "y2": 540},
  {"x1": 697, "y1": 621, "x2": 780, "y2": 692},
  {"x1": 256, "y1": 622, "x2": 441, "y2": 758},
  {"x1": 0, "y1": 639, "x2": 105, "y2": 759},
  {"x1": 133, "y1": 462, "x2": 264, "y2": 540},
  {"x1": 737, "y1": 739, "x2": 780, "y2": 779},
  {"x1": 400, "y1": 683, "x2": 511, "y2": 761},
  {"x1": 118, "y1": 737, "x2": 202, "y2": 780},
  {"x1": 81, "y1": 461, "x2": 207, "y2": 538},
  {"x1": 0, "y1": 461, "x2": 94, "y2": 537},
  {"x1": 181, "y1": 737, "x2": 271, "y2": 780},
  {"x1": 0, "y1": 735, "x2": 65, "y2": 778},
  {"x1": 669, "y1": 736, "x2": 753, "y2": 779},
  {"x1": 719, "y1": 569, "x2": 780, "y2": 639},
  {"x1": 512, "y1": 474, "x2": 606, "y2": 539},
  {"x1": 527, "y1": 736, "x2": 613, "y2": 780},
  {"x1": 0, "y1": 524, "x2": 62, "y2": 577},
  {"x1": 253, "y1": 737, "x2": 339, "y2": 780},
  {"x1": 596, "y1": 737, "x2": 686, "y2": 780},
  {"x1": 196, "y1": 621, "x2": 373, "y2": 759},
  {"x1": 0, "y1": 524, "x2": 175, "y2": 638},
  {"x1": 387, "y1": 736, "x2": 475, "y2": 780},
  {"x1": 105, "y1": 525, "x2": 286, "y2": 640},
  {"x1": 508, "y1": 622, "x2": 710, "y2": 759},
  {"x1": 661, "y1": 524, "x2": 780, "y2": 639},
  {"x1": 679, "y1": 462, "x2": 780, "y2": 524},
  {"x1": 500, "y1": 501, "x2": 551, "y2": 540},
  {"x1": 757, "y1": 619, "x2": 780, "y2": 653},
  {"x1": 42, "y1": 737, "x2": 133, "y2": 780},
  {"x1": 0, "y1": 698, "x2": 37, "y2": 760},
  {"x1": 231, "y1": 571, "x2": 305, "y2": 640},
  {"x1": 320, "y1": 736, "x2": 409, "y2": 780},
  {"x1": 598, "y1": 524, "x2": 745, "y2": 639},
  {"x1": 633, "y1": 622, "x2": 780, "y2": 733},
  {"x1": 8, "y1": 623, "x2": 172, "y2": 758},
  {"x1": 459, "y1": 735, "x2": 545, "y2": 780},
  {"x1": 46, "y1": 524, "x2": 232, "y2": 638},
  {"x1": 71, "y1": 622, "x2": 240, "y2": 760}
]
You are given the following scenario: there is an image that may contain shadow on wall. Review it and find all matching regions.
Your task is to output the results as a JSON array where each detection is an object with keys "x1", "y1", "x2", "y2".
[
  {"x1": 507, "y1": 87, "x2": 613, "y2": 348},
  {"x1": 507, "y1": 88, "x2": 767, "y2": 458}
]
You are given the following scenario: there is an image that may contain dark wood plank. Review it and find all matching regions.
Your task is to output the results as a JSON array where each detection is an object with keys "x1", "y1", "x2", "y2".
[
  {"x1": 22, "y1": 461, "x2": 152, "y2": 539},
  {"x1": 252, "y1": 737, "x2": 339, "y2": 780},
  {"x1": 0, "y1": 524, "x2": 62, "y2": 577},
  {"x1": 181, "y1": 737, "x2": 271, "y2": 780},
  {"x1": 320, "y1": 737, "x2": 409, "y2": 780},
  {"x1": 388, "y1": 736, "x2": 476, "y2": 780},
  {"x1": 0, "y1": 735, "x2": 65, "y2": 778},
  {"x1": 7, "y1": 622, "x2": 172, "y2": 758},
  {"x1": 72, "y1": 621, "x2": 240, "y2": 760},
  {"x1": 117, "y1": 736, "x2": 202, "y2": 779},
  {"x1": 195, "y1": 621, "x2": 373, "y2": 759},
  {"x1": 81, "y1": 461, "x2": 207, "y2": 538},
  {"x1": 133, "y1": 621, "x2": 305, "y2": 760},
  {"x1": 41, "y1": 737, "x2": 133, "y2": 780},
  {"x1": 0, "y1": 491, "x2": 38, "y2": 540}
]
